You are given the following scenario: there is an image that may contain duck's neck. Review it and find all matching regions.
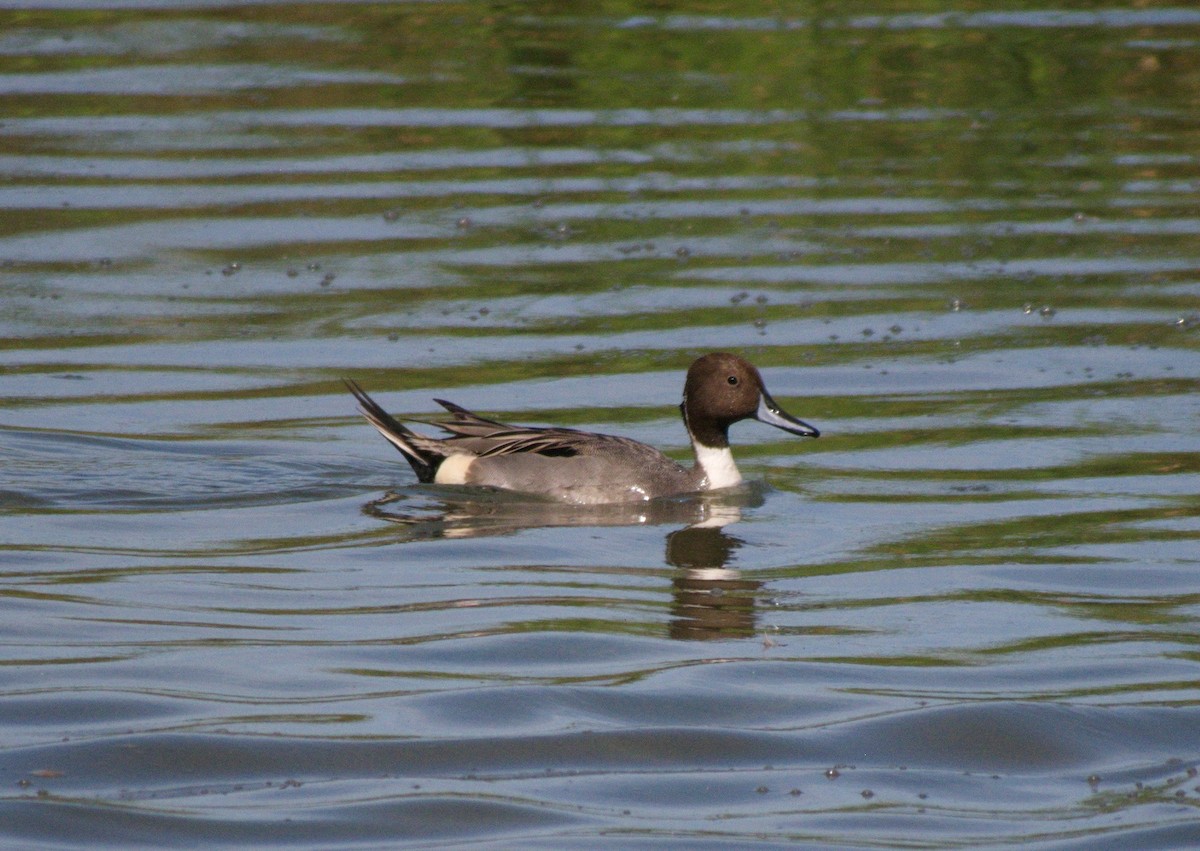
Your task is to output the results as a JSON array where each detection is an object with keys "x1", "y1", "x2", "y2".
[
  {"x1": 681, "y1": 400, "x2": 742, "y2": 490},
  {"x1": 692, "y1": 440, "x2": 742, "y2": 490}
]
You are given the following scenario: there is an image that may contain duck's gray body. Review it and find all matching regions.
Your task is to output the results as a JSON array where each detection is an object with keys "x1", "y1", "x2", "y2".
[
  {"x1": 346, "y1": 352, "x2": 819, "y2": 505},
  {"x1": 444, "y1": 433, "x2": 699, "y2": 504}
]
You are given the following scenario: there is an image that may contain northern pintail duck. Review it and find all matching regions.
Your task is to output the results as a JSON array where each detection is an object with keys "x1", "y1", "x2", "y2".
[{"x1": 346, "y1": 352, "x2": 819, "y2": 505}]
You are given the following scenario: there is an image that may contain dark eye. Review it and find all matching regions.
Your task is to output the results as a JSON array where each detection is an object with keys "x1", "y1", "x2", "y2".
[{"x1": 727, "y1": 375, "x2": 739, "y2": 385}]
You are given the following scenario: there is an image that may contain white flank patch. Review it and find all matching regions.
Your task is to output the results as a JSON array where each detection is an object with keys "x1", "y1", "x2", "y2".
[
  {"x1": 693, "y1": 442, "x2": 742, "y2": 490},
  {"x1": 434, "y1": 453, "x2": 475, "y2": 485}
]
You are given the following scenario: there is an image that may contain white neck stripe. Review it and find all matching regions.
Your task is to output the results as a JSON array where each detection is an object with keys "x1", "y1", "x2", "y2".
[{"x1": 693, "y1": 441, "x2": 742, "y2": 490}]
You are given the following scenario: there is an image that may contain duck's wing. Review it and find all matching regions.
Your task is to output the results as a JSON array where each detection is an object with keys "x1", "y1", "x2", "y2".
[
  {"x1": 429, "y1": 399, "x2": 516, "y2": 436},
  {"x1": 475, "y1": 429, "x2": 607, "y2": 458},
  {"x1": 427, "y1": 398, "x2": 605, "y2": 458}
]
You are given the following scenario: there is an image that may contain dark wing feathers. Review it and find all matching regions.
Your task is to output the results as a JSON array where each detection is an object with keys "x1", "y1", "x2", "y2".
[
  {"x1": 349, "y1": 383, "x2": 597, "y2": 460},
  {"x1": 432, "y1": 398, "x2": 513, "y2": 433},
  {"x1": 430, "y1": 397, "x2": 594, "y2": 457},
  {"x1": 476, "y1": 431, "x2": 586, "y2": 458}
]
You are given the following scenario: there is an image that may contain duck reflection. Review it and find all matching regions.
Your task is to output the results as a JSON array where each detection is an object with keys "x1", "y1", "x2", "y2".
[
  {"x1": 363, "y1": 486, "x2": 763, "y2": 640},
  {"x1": 362, "y1": 486, "x2": 744, "y2": 537},
  {"x1": 665, "y1": 524, "x2": 760, "y2": 641}
]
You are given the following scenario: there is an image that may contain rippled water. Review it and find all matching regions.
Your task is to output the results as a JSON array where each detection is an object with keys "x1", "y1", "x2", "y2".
[{"x1": 3, "y1": 3, "x2": 1200, "y2": 847}]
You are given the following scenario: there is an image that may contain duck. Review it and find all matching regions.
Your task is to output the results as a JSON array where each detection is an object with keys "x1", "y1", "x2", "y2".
[{"x1": 345, "y1": 352, "x2": 819, "y2": 505}]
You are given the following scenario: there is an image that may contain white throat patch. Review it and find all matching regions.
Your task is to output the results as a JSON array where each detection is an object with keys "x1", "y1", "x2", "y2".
[{"x1": 693, "y1": 442, "x2": 742, "y2": 490}]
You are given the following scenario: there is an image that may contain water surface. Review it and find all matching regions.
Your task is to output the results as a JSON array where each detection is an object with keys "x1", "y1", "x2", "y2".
[{"x1": 2, "y1": 2, "x2": 1199, "y2": 847}]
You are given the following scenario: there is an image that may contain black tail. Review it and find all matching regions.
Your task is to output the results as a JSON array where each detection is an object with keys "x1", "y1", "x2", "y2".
[{"x1": 343, "y1": 379, "x2": 436, "y2": 482}]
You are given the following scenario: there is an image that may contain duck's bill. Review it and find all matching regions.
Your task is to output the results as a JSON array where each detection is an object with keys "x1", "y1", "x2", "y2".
[{"x1": 756, "y1": 392, "x2": 820, "y2": 438}]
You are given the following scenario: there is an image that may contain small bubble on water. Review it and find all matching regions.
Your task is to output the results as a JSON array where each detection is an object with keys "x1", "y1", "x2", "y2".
[
  {"x1": 949, "y1": 298, "x2": 965, "y2": 311},
  {"x1": 307, "y1": 262, "x2": 321, "y2": 271},
  {"x1": 861, "y1": 789, "x2": 874, "y2": 799},
  {"x1": 1073, "y1": 211, "x2": 1088, "y2": 223},
  {"x1": 456, "y1": 217, "x2": 472, "y2": 229},
  {"x1": 825, "y1": 768, "x2": 840, "y2": 780},
  {"x1": 1039, "y1": 305, "x2": 1056, "y2": 318},
  {"x1": 382, "y1": 209, "x2": 399, "y2": 222}
]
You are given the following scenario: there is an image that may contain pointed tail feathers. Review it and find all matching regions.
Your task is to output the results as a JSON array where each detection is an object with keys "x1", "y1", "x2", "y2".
[{"x1": 344, "y1": 380, "x2": 437, "y2": 482}]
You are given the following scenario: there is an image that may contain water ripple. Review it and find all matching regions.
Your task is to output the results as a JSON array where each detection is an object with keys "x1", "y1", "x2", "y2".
[{"x1": 2, "y1": 2, "x2": 1199, "y2": 847}]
